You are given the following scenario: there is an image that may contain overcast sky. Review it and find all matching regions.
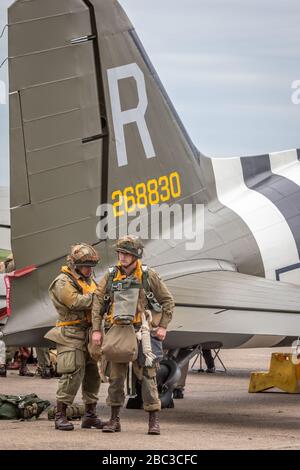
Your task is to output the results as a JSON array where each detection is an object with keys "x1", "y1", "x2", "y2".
[
  {"x1": 1, "y1": 0, "x2": 300, "y2": 186},
  {"x1": 0, "y1": 0, "x2": 9, "y2": 187}
]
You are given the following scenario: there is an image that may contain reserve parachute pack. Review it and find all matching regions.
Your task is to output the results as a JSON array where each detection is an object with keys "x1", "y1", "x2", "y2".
[
  {"x1": 102, "y1": 265, "x2": 162, "y2": 324},
  {"x1": 0, "y1": 394, "x2": 50, "y2": 420},
  {"x1": 112, "y1": 274, "x2": 140, "y2": 324}
]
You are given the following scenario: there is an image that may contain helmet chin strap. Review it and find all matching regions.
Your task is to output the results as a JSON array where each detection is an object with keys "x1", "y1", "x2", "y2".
[
  {"x1": 75, "y1": 266, "x2": 92, "y2": 279},
  {"x1": 121, "y1": 257, "x2": 138, "y2": 274}
]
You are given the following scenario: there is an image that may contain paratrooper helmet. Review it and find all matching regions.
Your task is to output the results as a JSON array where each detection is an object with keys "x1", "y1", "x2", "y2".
[
  {"x1": 115, "y1": 235, "x2": 144, "y2": 259},
  {"x1": 4, "y1": 254, "x2": 15, "y2": 273},
  {"x1": 67, "y1": 243, "x2": 100, "y2": 267}
]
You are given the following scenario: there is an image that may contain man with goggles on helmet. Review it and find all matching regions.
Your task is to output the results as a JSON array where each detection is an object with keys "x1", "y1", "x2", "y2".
[{"x1": 47, "y1": 243, "x2": 106, "y2": 431}]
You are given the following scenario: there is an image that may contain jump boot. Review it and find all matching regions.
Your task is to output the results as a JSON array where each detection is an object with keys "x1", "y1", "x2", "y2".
[
  {"x1": 102, "y1": 406, "x2": 121, "y2": 433},
  {"x1": 55, "y1": 402, "x2": 74, "y2": 431},
  {"x1": 19, "y1": 357, "x2": 34, "y2": 376},
  {"x1": 148, "y1": 411, "x2": 160, "y2": 435},
  {"x1": 81, "y1": 403, "x2": 107, "y2": 429},
  {"x1": 40, "y1": 366, "x2": 53, "y2": 379}
]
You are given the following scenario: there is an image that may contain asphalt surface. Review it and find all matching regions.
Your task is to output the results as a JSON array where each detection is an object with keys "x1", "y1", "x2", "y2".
[{"x1": 1, "y1": 347, "x2": 300, "y2": 450}]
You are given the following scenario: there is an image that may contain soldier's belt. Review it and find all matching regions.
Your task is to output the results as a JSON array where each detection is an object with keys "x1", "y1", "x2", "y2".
[{"x1": 56, "y1": 319, "x2": 90, "y2": 327}]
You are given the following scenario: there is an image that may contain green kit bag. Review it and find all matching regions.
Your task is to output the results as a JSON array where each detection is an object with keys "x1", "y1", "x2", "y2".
[
  {"x1": 0, "y1": 394, "x2": 50, "y2": 420},
  {"x1": 47, "y1": 403, "x2": 84, "y2": 421}
]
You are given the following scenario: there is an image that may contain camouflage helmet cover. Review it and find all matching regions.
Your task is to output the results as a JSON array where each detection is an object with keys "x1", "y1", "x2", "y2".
[
  {"x1": 67, "y1": 243, "x2": 100, "y2": 267},
  {"x1": 115, "y1": 235, "x2": 144, "y2": 259},
  {"x1": 0, "y1": 254, "x2": 13, "y2": 274},
  {"x1": 4, "y1": 254, "x2": 15, "y2": 273}
]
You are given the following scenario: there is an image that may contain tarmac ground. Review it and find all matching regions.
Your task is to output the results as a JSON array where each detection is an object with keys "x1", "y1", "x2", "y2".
[{"x1": 1, "y1": 347, "x2": 300, "y2": 450}]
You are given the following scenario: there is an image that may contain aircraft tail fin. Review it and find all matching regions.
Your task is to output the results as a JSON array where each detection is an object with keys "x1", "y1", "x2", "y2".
[
  {"x1": 90, "y1": 0, "x2": 203, "y2": 204},
  {"x1": 8, "y1": 0, "x2": 203, "y2": 269}
]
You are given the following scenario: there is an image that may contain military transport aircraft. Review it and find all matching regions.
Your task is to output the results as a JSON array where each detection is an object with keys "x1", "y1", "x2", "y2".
[{"x1": 1, "y1": 0, "x2": 300, "y2": 400}]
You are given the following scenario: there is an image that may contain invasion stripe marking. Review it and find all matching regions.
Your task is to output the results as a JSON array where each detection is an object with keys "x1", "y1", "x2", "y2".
[
  {"x1": 199, "y1": 156, "x2": 265, "y2": 277},
  {"x1": 270, "y1": 149, "x2": 300, "y2": 187},
  {"x1": 212, "y1": 157, "x2": 299, "y2": 279},
  {"x1": 241, "y1": 154, "x2": 300, "y2": 256}
]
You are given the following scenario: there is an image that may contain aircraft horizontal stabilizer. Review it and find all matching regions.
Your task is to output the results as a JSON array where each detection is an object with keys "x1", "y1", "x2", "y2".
[{"x1": 166, "y1": 270, "x2": 300, "y2": 337}]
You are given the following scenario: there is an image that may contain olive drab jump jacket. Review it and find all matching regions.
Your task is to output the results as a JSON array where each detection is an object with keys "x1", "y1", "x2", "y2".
[{"x1": 45, "y1": 266, "x2": 97, "y2": 350}]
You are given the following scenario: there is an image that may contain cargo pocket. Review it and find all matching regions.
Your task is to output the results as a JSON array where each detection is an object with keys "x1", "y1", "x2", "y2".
[{"x1": 56, "y1": 347, "x2": 77, "y2": 374}]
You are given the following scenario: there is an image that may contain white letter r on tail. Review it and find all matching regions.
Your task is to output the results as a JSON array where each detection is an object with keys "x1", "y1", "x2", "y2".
[{"x1": 107, "y1": 63, "x2": 156, "y2": 167}]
